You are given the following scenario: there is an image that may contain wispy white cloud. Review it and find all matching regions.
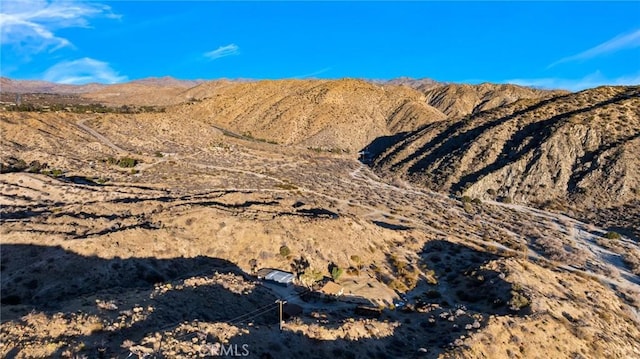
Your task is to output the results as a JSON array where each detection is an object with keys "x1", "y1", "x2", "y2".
[
  {"x1": 549, "y1": 29, "x2": 640, "y2": 68},
  {"x1": 289, "y1": 67, "x2": 333, "y2": 79},
  {"x1": 504, "y1": 71, "x2": 640, "y2": 92},
  {"x1": 0, "y1": 0, "x2": 119, "y2": 53},
  {"x1": 43, "y1": 57, "x2": 127, "y2": 84},
  {"x1": 204, "y1": 44, "x2": 239, "y2": 60}
]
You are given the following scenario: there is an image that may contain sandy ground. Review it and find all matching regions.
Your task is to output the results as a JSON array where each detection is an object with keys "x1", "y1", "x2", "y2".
[{"x1": 1, "y1": 110, "x2": 639, "y2": 358}]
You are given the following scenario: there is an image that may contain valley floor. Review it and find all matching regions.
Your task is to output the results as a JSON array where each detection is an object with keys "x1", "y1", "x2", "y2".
[{"x1": 1, "y1": 112, "x2": 639, "y2": 358}]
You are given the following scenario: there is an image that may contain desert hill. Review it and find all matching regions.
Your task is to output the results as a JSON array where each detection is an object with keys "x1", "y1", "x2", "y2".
[
  {"x1": 0, "y1": 76, "x2": 199, "y2": 95},
  {"x1": 418, "y1": 83, "x2": 569, "y2": 119},
  {"x1": 3, "y1": 78, "x2": 564, "y2": 154},
  {"x1": 179, "y1": 78, "x2": 448, "y2": 152},
  {"x1": 0, "y1": 77, "x2": 203, "y2": 107},
  {"x1": 372, "y1": 77, "x2": 441, "y2": 90},
  {"x1": 79, "y1": 77, "x2": 205, "y2": 106},
  {"x1": 2, "y1": 78, "x2": 449, "y2": 152},
  {"x1": 371, "y1": 85, "x2": 640, "y2": 236},
  {"x1": 0, "y1": 77, "x2": 107, "y2": 94},
  {"x1": 1, "y1": 79, "x2": 639, "y2": 358}
]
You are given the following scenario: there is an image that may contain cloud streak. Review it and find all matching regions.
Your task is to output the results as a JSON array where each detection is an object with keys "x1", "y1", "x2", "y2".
[
  {"x1": 289, "y1": 67, "x2": 333, "y2": 79},
  {"x1": 0, "y1": 0, "x2": 119, "y2": 53},
  {"x1": 204, "y1": 44, "x2": 240, "y2": 60},
  {"x1": 43, "y1": 57, "x2": 127, "y2": 84},
  {"x1": 549, "y1": 29, "x2": 640, "y2": 68},
  {"x1": 504, "y1": 71, "x2": 640, "y2": 92}
]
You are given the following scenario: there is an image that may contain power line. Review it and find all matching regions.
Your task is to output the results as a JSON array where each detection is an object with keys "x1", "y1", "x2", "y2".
[
  {"x1": 230, "y1": 287, "x2": 312, "y2": 325},
  {"x1": 168, "y1": 286, "x2": 313, "y2": 344}
]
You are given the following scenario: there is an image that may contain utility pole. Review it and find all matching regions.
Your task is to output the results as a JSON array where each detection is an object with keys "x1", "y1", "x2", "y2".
[{"x1": 275, "y1": 299, "x2": 287, "y2": 331}]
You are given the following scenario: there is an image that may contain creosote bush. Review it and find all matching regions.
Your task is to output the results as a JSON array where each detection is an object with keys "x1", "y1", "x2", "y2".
[
  {"x1": 105, "y1": 156, "x2": 139, "y2": 168},
  {"x1": 331, "y1": 266, "x2": 344, "y2": 281},
  {"x1": 279, "y1": 245, "x2": 291, "y2": 257},
  {"x1": 603, "y1": 231, "x2": 621, "y2": 240},
  {"x1": 300, "y1": 268, "x2": 324, "y2": 286}
]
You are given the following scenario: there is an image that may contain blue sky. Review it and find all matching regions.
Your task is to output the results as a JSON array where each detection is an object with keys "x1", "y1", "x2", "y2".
[{"x1": 1, "y1": 1, "x2": 639, "y2": 91}]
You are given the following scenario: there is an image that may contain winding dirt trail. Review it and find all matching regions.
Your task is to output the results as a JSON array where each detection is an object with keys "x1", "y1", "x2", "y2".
[
  {"x1": 76, "y1": 117, "x2": 126, "y2": 154},
  {"x1": 74, "y1": 116, "x2": 639, "y2": 304}
]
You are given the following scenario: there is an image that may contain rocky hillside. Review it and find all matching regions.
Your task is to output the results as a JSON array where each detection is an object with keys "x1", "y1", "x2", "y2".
[
  {"x1": 179, "y1": 78, "x2": 448, "y2": 152},
  {"x1": 371, "y1": 86, "x2": 640, "y2": 233},
  {"x1": 1, "y1": 85, "x2": 639, "y2": 358},
  {"x1": 418, "y1": 83, "x2": 568, "y2": 119}
]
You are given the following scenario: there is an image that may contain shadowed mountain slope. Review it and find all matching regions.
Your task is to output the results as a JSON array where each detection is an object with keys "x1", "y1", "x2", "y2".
[
  {"x1": 418, "y1": 83, "x2": 569, "y2": 119},
  {"x1": 371, "y1": 86, "x2": 640, "y2": 232}
]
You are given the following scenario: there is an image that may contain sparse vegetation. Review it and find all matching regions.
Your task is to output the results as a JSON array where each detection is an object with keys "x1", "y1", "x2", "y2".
[
  {"x1": 330, "y1": 266, "x2": 343, "y2": 281},
  {"x1": 241, "y1": 131, "x2": 278, "y2": 144},
  {"x1": 6, "y1": 102, "x2": 165, "y2": 113},
  {"x1": 275, "y1": 182, "x2": 298, "y2": 190},
  {"x1": 509, "y1": 284, "x2": 531, "y2": 311},
  {"x1": 105, "y1": 156, "x2": 139, "y2": 168},
  {"x1": 603, "y1": 231, "x2": 621, "y2": 240},
  {"x1": 307, "y1": 147, "x2": 350, "y2": 154},
  {"x1": 118, "y1": 157, "x2": 138, "y2": 168},
  {"x1": 1, "y1": 81, "x2": 639, "y2": 359},
  {"x1": 299, "y1": 268, "x2": 324, "y2": 286},
  {"x1": 279, "y1": 245, "x2": 291, "y2": 257},
  {"x1": 50, "y1": 169, "x2": 63, "y2": 177}
]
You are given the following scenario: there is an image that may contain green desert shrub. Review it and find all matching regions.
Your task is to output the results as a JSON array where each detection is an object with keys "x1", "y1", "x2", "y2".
[
  {"x1": 279, "y1": 245, "x2": 291, "y2": 257},
  {"x1": 509, "y1": 292, "x2": 530, "y2": 310},
  {"x1": 117, "y1": 157, "x2": 138, "y2": 168},
  {"x1": 603, "y1": 231, "x2": 621, "y2": 240},
  {"x1": 331, "y1": 266, "x2": 344, "y2": 281}
]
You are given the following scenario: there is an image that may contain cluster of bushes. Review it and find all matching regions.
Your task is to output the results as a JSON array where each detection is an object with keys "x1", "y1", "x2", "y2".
[
  {"x1": 460, "y1": 195, "x2": 483, "y2": 213},
  {"x1": 330, "y1": 265, "x2": 343, "y2": 281},
  {"x1": 6, "y1": 103, "x2": 165, "y2": 114},
  {"x1": 240, "y1": 131, "x2": 278, "y2": 144},
  {"x1": 307, "y1": 147, "x2": 350, "y2": 154},
  {"x1": 104, "y1": 156, "x2": 139, "y2": 168},
  {"x1": 0, "y1": 157, "x2": 112, "y2": 184},
  {"x1": 1, "y1": 158, "x2": 43, "y2": 174},
  {"x1": 508, "y1": 283, "x2": 531, "y2": 311},
  {"x1": 0, "y1": 158, "x2": 64, "y2": 177},
  {"x1": 603, "y1": 231, "x2": 621, "y2": 240},
  {"x1": 461, "y1": 195, "x2": 482, "y2": 205},
  {"x1": 388, "y1": 254, "x2": 420, "y2": 290},
  {"x1": 299, "y1": 268, "x2": 324, "y2": 287}
]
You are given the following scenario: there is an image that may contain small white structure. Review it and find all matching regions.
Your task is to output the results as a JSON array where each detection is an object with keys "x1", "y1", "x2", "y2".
[{"x1": 256, "y1": 268, "x2": 295, "y2": 286}]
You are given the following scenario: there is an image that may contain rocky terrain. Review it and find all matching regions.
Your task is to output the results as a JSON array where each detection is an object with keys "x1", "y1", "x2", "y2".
[
  {"x1": 418, "y1": 83, "x2": 568, "y2": 119},
  {"x1": 0, "y1": 78, "x2": 639, "y2": 358},
  {"x1": 179, "y1": 79, "x2": 447, "y2": 153},
  {"x1": 372, "y1": 85, "x2": 640, "y2": 239}
]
